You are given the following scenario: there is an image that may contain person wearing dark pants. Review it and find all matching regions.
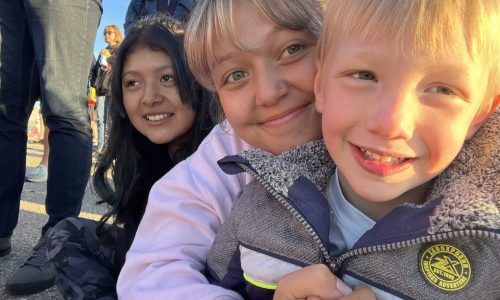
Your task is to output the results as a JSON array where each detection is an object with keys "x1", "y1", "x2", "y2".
[{"x1": 0, "y1": 0, "x2": 102, "y2": 295}]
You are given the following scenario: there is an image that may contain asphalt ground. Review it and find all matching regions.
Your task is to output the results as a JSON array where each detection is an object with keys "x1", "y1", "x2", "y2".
[{"x1": 0, "y1": 142, "x2": 109, "y2": 299}]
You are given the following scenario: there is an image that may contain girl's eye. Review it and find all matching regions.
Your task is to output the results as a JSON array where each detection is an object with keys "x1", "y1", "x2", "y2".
[
  {"x1": 161, "y1": 74, "x2": 175, "y2": 82},
  {"x1": 283, "y1": 44, "x2": 303, "y2": 57},
  {"x1": 427, "y1": 85, "x2": 457, "y2": 96},
  {"x1": 226, "y1": 70, "x2": 248, "y2": 82},
  {"x1": 125, "y1": 80, "x2": 140, "y2": 87},
  {"x1": 352, "y1": 71, "x2": 377, "y2": 82}
]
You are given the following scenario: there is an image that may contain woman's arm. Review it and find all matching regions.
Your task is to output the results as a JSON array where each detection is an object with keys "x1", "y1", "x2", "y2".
[{"x1": 117, "y1": 123, "x2": 253, "y2": 299}]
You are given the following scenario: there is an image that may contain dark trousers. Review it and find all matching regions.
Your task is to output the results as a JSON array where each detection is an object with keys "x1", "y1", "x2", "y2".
[
  {"x1": 0, "y1": 0, "x2": 102, "y2": 237},
  {"x1": 47, "y1": 217, "x2": 125, "y2": 300}
]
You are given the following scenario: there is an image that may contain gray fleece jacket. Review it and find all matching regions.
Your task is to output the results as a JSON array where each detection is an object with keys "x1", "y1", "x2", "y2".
[{"x1": 207, "y1": 112, "x2": 499, "y2": 300}]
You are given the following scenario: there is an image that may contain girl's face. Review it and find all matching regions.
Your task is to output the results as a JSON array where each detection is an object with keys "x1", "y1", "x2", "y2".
[
  {"x1": 207, "y1": 0, "x2": 322, "y2": 155},
  {"x1": 122, "y1": 47, "x2": 196, "y2": 150}
]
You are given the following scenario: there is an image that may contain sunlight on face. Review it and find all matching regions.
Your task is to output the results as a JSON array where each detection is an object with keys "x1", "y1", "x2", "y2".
[{"x1": 315, "y1": 32, "x2": 492, "y2": 218}]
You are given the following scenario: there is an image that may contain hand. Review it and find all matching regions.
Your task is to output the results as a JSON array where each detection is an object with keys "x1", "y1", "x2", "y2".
[
  {"x1": 101, "y1": 48, "x2": 111, "y2": 57},
  {"x1": 273, "y1": 264, "x2": 353, "y2": 300},
  {"x1": 338, "y1": 286, "x2": 375, "y2": 300}
]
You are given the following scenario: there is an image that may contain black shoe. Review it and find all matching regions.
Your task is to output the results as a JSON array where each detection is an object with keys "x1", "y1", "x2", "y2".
[
  {"x1": 0, "y1": 236, "x2": 11, "y2": 257},
  {"x1": 5, "y1": 236, "x2": 55, "y2": 295}
]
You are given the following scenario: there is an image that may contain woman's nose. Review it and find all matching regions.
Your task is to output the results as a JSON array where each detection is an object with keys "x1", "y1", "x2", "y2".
[
  {"x1": 141, "y1": 83, "x2": 163, "y2": 106},
  {"x1": 254, "y1": 63, "x2": 288, "y2": 107}
]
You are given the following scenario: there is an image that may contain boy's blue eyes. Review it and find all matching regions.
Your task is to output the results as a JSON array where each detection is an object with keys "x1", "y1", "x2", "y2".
[
  {"x1": 352, "y1": 71, "x2": 377, "y2": 82},
  {"x1": 427, "y1": 86, "x2": 456, "y2": 96},
  {"x1": 350, "y1": 71, "x2": 458, "y2": 96}
]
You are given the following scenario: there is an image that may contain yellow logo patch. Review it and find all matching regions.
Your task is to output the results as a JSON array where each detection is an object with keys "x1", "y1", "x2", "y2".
[{"x1": 420, "y1": 244, "x2": 472, "y2": 292}]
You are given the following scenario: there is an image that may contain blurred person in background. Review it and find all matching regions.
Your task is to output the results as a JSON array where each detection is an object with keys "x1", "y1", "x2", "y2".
[
  {"x1": 92, "y1": 25, "x2": 123, "y2": 153},
  {"x1": 25, "y1": 110, "x2": 49, "y2": 183}
]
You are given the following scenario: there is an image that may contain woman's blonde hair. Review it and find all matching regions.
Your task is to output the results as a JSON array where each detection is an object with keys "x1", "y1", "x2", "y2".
[
  {"x1": 104, "y1": 25, "x2": 124, "y2": 45},
  {"x1": 318, "y1": 0, "x2": 499, "y2": 100},
  {"x1": 185, "y1": 0, "x2": 326, "y2": 91}
]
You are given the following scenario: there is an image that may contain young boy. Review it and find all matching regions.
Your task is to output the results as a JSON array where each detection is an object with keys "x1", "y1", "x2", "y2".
[
  {"x1": 312, "y1": 0, "x2": 498, "y2": 298},
  {"x1": 207, "y1": 0, "x2": 499, "y2": 299}
]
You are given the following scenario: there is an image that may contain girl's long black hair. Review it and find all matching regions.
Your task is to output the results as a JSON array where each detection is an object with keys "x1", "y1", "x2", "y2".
[{"x1": 92, "y1": 15, "x2": 214, "y2": 249}]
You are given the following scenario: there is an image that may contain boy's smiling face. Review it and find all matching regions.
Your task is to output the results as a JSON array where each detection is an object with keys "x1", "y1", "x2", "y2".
[{"x1": 315, "y1": 33, "x2": 496, "y2": 217}]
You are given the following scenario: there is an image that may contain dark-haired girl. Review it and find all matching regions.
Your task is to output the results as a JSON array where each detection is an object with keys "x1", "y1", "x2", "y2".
[{"x1": 46, "y1": 15, "x2": 213, "y2": 299}]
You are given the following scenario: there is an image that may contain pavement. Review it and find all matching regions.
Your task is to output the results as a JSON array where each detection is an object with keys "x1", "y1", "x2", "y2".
[{"x1": 0, "y1": 142, "x2": 108, "y2": 300}]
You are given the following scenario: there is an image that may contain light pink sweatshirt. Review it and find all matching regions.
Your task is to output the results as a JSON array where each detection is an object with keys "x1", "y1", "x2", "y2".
[{"x1": 117, "y1": 123, "x2": 253, "y2": 299}]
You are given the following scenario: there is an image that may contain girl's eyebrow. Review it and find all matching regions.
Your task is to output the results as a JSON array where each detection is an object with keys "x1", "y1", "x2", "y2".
[
  {"x1": 212, "y1": 25, "x2": 284, "y2": 66},
  {"x1": 122, "y1": 65, "x2": 174, "y2": 77},
  {"x1": 214, "y1": 53, "x2": 237, "y2": 65}
]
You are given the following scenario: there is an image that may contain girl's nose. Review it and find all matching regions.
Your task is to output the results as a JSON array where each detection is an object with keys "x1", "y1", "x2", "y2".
[
  {"x1": 254, "y1": 63, "x2": 288, "y2": 107},
  {"x1": 141, "y1": 83, "x2": 163, "y2": 106}
]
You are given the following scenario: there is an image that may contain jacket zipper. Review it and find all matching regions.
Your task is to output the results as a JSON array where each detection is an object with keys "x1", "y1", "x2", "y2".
[
  {"x1": 238, "y1": 163, "x2": 335, "y2": 267},
  {"x1": 331, "y1": 229, "x2": 500, "y2": 274},
  {"x1": 238, "y1": 163, "x2": 500, "y2": 276}
]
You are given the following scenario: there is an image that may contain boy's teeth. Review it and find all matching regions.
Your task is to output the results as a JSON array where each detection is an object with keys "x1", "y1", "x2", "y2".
[
  {"x1": 146, "y1": 113, "x2": 171, "y2": 121},
  {"x1": 381, "y1": 156, "x2": 393, "y2": 163},
  {"x1": 359, "y1": 147, "x2": 406, "y2": 165}
]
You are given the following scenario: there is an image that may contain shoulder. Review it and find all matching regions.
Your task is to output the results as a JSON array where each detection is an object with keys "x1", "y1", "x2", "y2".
[
  {"x1": 428, "y1": 111, "x2": 499, "y2": 233},
  {"x1": 147, "y1": 121, "x2": 253, "y2": 216},
  {"x1": 193, "y1": 121, "x2": 252, "y2": 160}
]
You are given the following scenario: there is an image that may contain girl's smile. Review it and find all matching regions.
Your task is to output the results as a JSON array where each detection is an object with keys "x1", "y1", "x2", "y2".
[{"x1": 122, "y1": 47, "x2": 196, "y2": 146}]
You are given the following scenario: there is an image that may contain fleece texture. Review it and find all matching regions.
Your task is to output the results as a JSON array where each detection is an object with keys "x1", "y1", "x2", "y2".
[
  {"x1": 239, "y1": 140, "x2": 334, "y2": 196},
  {"x1": 428, "y1": 111, "x2": 499, "y2": 234}
]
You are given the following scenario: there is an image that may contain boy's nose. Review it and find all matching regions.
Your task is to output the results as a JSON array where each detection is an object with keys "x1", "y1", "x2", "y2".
[
  {"x1": 366, "y1": 91, "x2": 416, "y2": 140},
  {"x1": 254, "y1": 64, "x2": 288, "y2": 106}
]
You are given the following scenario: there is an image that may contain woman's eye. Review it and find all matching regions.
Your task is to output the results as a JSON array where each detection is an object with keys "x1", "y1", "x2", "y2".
[
  {"x1": 352, "y1": 71, "x2": 377, "y2": 82},
  {"x1": 161, "y1": 75, "x2": 175, "y2": 82},
  {"x1": 283, "y1": 44, "x2": 303, "y2": 57},
  {"x1": 427, "y1": 85, "x2": 457, "y2": 96},
  {"x1": 125, "y1": 80, "x2": 139, "y2": 87},
  {"x1": 226, "y1": 70, "x2": 248, "y2": 82}
]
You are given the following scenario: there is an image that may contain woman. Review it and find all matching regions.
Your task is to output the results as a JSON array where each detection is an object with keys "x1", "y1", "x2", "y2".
[
  {"x1": 46, "y1": 15, "x2": 213, "y2": 299},
  {"x1": 117, "y1": 0, "x2": 326, "y2": 298},
  {"x1": 93, "y1": 25, "x2": 124, "y2": 153}
]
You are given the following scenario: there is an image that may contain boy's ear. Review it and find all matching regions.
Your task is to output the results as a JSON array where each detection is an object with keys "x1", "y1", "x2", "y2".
[
  {"x1": 314, "y1": 60, "x2": 325, "y2": 113},
  {"x1": 466, "y1": 94, "x2": 499, "y2": 139}
]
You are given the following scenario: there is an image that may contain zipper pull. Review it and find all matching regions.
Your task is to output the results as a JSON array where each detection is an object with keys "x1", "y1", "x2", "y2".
[{"x1": 328, "y1": 258, "x2": 341, "y2": 274}]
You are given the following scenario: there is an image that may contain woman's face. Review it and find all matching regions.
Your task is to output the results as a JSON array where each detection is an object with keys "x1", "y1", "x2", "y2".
[
  {"x1": 207, "y1": 0, "x2": 322, "y2": 155},
  {"x1": 122, "y1": 47, "x2": 196, "y2": 149},
  {"x1": 104, "y1": 28, "x2": 116, "y2": 45}
]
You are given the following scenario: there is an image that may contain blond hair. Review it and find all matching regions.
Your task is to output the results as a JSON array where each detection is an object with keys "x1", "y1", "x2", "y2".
[
  {"x1": 104, "y1": 25, "x2": 124, "y2": 45},
  {"x1": 185, "y1": 0, "x2": 326, "y2": 91},
  {"x1": 318, "y1": 0, "x2": 499, "y2": 100}
]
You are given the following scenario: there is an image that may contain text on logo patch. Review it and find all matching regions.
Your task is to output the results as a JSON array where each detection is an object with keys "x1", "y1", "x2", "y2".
[{"x1": 419, "y1": 243, "x2": 472, "y2": 292}]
